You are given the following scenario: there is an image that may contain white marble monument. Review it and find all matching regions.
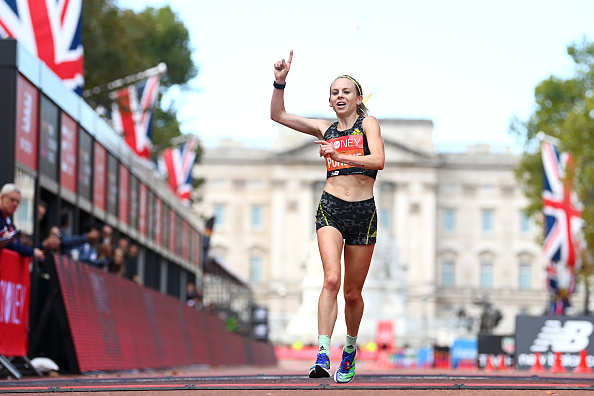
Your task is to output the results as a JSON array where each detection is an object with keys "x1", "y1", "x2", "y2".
[{"x1": 284, "y1": 233, "x2": 408, "y2": 347}]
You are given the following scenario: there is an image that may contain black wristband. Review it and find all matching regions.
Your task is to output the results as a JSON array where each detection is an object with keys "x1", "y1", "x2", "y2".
[{"x1": 273, "y1": 81, "x2": 286, "y2": 90}]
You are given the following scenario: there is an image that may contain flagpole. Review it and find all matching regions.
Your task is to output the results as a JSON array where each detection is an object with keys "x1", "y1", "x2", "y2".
[
  {"x1": 169, "y1": 134, "x2": 199, "y2": 146},
  {"x1": 536, "y1": 131, "x2": 561, "y2": 146},
  {"x1": 82, "y1": 63, "x2": 168, "y2": 97}
]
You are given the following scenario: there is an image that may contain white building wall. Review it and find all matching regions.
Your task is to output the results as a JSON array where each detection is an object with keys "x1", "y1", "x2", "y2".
[{"x1": 192, "y1": 120, "x2": 580, "y2": 347}]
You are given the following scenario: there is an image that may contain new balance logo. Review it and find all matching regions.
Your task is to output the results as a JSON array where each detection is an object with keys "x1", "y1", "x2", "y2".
[{"x1": 530, "y1": 320, "x2": 593, "y2": 353}]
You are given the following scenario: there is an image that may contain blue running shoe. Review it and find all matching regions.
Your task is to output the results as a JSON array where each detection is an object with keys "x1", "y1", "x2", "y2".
[
  {"x1": 309, "y1": 353, "x2": 331, "y2": 378},
  {"x1": 334, "y1": 349, "x2": 356, "y2": 383}
]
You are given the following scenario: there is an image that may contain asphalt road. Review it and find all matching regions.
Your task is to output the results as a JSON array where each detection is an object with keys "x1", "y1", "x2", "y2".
[{"x1": 2, "y1": 363, "x2": 594, "y2": 395}]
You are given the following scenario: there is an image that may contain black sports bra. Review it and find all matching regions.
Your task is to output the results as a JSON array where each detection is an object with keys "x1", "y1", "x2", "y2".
[{"x1": 322, "y1": 116, "x2": 378, "y2": 180}]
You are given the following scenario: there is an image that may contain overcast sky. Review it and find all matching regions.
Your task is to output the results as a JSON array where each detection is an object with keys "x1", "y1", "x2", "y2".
[{"x1": 119, "y1": 0, "x2": 594, "y2": 150}]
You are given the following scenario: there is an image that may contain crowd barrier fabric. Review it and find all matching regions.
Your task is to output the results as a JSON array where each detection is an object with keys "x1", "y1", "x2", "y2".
[
  {"x1": 0, "y1": 249, "x2": 30, "y2": 357},
  {"x1": 51, "y1": 254, "x2": 276, "y2": 372}
]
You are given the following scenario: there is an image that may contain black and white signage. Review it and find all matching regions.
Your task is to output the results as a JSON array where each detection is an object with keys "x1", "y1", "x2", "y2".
[
  {"x1": 39, "y1": 95, "x2": 59, "y2": 181},
  {"x1": 515, "y1": 315, "x2": 594, "y2": 370},
  {"x1": 477, "y1": 334, "x2": 514, "y2": 369}
]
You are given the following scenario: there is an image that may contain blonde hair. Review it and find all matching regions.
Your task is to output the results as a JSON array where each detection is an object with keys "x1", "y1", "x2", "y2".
[{"x1": 331, "y1": 75, "x2": 369, "y2": 117}]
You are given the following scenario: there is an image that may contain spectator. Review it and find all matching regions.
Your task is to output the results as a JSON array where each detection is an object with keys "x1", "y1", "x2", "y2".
[
  {"x1": 117, "y1": 237, "x2": 129, "y2": 255},
  {"x1": 186, "y1": 282, "x2": 199, "y2": 307},
  {"x1": 186, "y1": 282, "x2": 203, "y2": 310},
  {"x1": 59, "y1": 211, "x2": 100, "y2": 253},
  {"x1": 128, "y1": 243, "x2": 139, "y2": 260},
  {"x1": 20, "y1": 201, "x2": 50, "y2": 248},
  {"x1": 97, "y1": 241, "x2": 113, "y2": 269},
  {"x1": 68, "y1": 221, "x2": 105, "y2": 267},
  {"x1": 37, "y1": 201, "x2": 47, "y2": 221},
  {"x1": 124, "y1": 243, "x2": 139, "y2": 279},
  {"x1": 37, "y1": 201, "x2": 49, "y2": 237},
  {"x1": 40, "y1": 234, "x2": 61, "y2": 253},
  {"x1": 0, "y1": 183, "x2": 44, "y2": 260},
  {"x1": 95, "y1": 224, "x2": 114, "y2": 265},
  {"x1": 19, "y1": 201, "x2": 61, "y2": 252},
  {"x1": 108, "y1": 247, "x2": 125, "y2": 276},
  {"x1": 43, "y1": 227, "x2": 62, "y2": 254},
  {"x1": 101, "y1": 224, "x2": 113, "y2": 246},
  {"x1": 126, "y1": 244, "x2": 143, "y2": 285}
]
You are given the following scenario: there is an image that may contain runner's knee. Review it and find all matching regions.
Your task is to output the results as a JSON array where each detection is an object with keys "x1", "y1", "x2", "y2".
[
  {"x1": 324, "y1": 275, "x2": 340, "y2": 293},
  {"x1": 344, "y1": 289, "x2": 363, "y2": 307}
]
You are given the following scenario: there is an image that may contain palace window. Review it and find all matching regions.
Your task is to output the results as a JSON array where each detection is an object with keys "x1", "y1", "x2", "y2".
[{"x1": 442, "y1": 260, "x2": 455, "y2": 287}]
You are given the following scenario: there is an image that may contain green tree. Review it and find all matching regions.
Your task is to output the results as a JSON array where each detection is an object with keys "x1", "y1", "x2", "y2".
[
  {"x1": 512, "y1": 38, "x2": 594, "y2": 313},
  {"x1": 82, "y1": 0, "x2": 199, "y2": 159}
]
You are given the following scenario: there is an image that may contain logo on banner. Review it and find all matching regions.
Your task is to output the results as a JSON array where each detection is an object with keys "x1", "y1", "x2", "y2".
[
  {"x1": 530, "y1": 320, "x2": 593, "y2": 353},
  {"x1": 0, "y1": 280, "x2": 27, "y2": 325},
  {"x1": 19, "y1": 91, "x2": 34, "y2": 155},
  {"x1": 501, "y1": 336, "x2": 515, "y2": 355},
  {"x1": 61, "y1": 124, "x2": 76, "y2": 175},
  {"x1": 325, "y1": 135, "x2": 364, "y2": 172},
  {"x1": 22, "y1": 91, "x2": 32, "y2": 133}
]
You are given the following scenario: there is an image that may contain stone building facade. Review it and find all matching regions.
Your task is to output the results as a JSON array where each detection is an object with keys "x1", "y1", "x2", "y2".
[{"x1": 192, "y1": 118, "x2": 568, "y2": 347}]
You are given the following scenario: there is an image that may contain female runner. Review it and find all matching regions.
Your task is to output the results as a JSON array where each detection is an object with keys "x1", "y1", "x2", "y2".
[{"x1": 270, "y1": 51, "x2": 385, "y2": 383}]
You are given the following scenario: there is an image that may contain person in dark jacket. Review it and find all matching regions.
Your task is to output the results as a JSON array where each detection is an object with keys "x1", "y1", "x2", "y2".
[
  {"x1": 58, "y1": 210, "x2": 100, "y2": 252},
  {"x1": 0, "y1": 183, "x2": 45, "y2": 260}
]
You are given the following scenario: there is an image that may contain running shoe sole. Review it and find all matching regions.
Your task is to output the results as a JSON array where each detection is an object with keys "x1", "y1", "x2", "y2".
[
  {"x1": 334, "y1": 368, "x2": 355, "y2": 383},
  {"x1": 309, "y1": 365, "x2": 331, "y2": 378}
]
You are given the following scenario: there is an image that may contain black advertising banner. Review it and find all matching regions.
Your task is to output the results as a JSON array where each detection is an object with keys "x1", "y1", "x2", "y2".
[
  {"x1": 138, "y1": 182, "x2": 147, "y2": 236},
  {"x1": 106, "y1": 154, "x2": 118, "y2": 217},
  {"x1": 162, "y1": 205, "x2": 170, "y2": 249},
  {"x1": 147, "y1": 191, "x2": 155, "y2": 241},
  {"x1": 129, "y1": 176, "x2": 138, "y2": 229},
  {"x1": 515, "y1": 315, "x2": 594, "y2": 370},
  {"x1": 477, "y1": 334, "x2": 514, "y2": 369},
  {"x1": 154, "y1": 197, "x2": 162, "y2": 245},
  {"x1": 92, "y1": 141, "x2": 106, "y2": 210},
  {"x1": 118, "y1": 164, "x2": 130, "y2": 225},
  {"x1": 77, "y1": 129, "x2": 93, "y2": 200},
  {"x1": 39, "y1": 95, "x2": 59, "y2": 181}
]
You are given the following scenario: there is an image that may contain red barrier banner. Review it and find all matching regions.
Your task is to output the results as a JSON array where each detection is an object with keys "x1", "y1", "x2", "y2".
[
  {"x1": 0, "y1": 249, "x2": 30, "y2": 357},
  {"x1": 15, "y1": 74, "x2": 39, "y2": 171},
  {"x1": 48, "y1": 253, "x2": 276, "y2": 372}
]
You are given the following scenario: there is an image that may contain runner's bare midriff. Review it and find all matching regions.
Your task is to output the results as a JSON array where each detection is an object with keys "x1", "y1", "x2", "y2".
[{"x1": 324, "y1": 174, "x2": 375, "y2": 201}]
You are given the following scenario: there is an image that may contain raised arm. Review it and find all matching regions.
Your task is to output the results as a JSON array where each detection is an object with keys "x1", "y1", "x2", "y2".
[{"x1": 270, "y1": 50, "x2": 329, "y2": 139}]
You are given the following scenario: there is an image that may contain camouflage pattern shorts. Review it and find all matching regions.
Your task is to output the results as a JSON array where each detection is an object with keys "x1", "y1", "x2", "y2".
[{"x1": 315, "y1": 191, "x2": 377, "y2": 245}]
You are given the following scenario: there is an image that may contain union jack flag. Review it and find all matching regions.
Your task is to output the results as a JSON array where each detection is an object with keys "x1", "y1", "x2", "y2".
[
  {"x1": 111, "y1": 75, "x2": 161, "y2": 160},
  {"x1": 0, "y1": 0, "x2": 84, "y2": 94},
  {"x1": 541, "y1": 138, "x2": 584, "y2": 269},
  {"x1": 159, "y1": 137, "x2": 198, "y2": 205}
]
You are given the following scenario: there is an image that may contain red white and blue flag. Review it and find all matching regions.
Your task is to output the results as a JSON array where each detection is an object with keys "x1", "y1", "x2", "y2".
[
  {"x1": 111, "y1": 75, "x2": 161, "y2": 160},
  {"x1": 0, "y1": 0, "x2": 84, "y2": 94},
  {"x1": 159, "y1": 137, "x2": 198, "y2": 205},
  {"x1": 541, "y1": 138, "x2": 584, "y2": 269}
]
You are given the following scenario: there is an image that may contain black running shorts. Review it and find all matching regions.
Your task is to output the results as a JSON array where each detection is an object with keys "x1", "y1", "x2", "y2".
[{"x1": 315, "y1": 191, "x2": 377, "y2": 245}]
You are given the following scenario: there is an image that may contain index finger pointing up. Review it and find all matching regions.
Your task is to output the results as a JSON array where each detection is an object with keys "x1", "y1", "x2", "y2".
[{"x1": 287, "y1": 50, "x2": 293, "y2": 65}]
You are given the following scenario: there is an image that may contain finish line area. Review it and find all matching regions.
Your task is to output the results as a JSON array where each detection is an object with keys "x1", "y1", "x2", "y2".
[{"x1": 2, "y1": 369, "x2": 594, "y2": 394}]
